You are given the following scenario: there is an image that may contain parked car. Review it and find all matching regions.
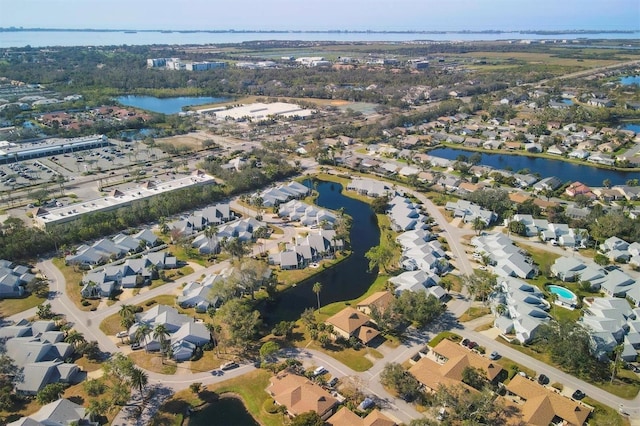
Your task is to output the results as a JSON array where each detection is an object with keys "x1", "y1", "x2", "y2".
[
  {"x1": 130, "y1": 342, "x2": 142, "y2": 351},
  {"x1": 461, "y1": 338, "x2": 470, "y2": 347},
  {"x1": 328, "y1": 377, "x2": 339, "y2": 387},
  {"x1": 538, "y1": 374, "x2": 549, "y2": 385},
  {"x1": 116, "y1": 331, "x2": 129, "y2": 339},
  {"x1": 572, "y1": 389, "x2": 586, "y2": 400},
  {"x1": 221, "y1": 361, "x2": 239, "y2": 371},
  {"x1": 313, "y1": 366, "x2": 327, "y2": 376},
  {"x1": 467, "y1": 341, "x2": 478, "y2": 350},
  {"x1": 489, "y1": 351, "x2": 500, "y2": 360}
]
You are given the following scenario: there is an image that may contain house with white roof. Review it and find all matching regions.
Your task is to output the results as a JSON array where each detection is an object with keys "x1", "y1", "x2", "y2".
[
  {"x1": 550, "y1": 256, "x2": 605, "y2": 284},
  {"x1": 581, "y1": 297, "x2": 639, "y2": 361},
  {"x1": 445, "y1": 200, "x2": 496, "y2": 226},
  {"x1": 269, "y1": 230, "x2": 343, "y2": 270},
  {"x1": 8, "y1": 398, "x2": 94, "y2": 426},
  {"x1": 388, "y1": 270, "x2": 444, "y2": 300},
  {"x1": 128, "y1": 304, "x2": 210, "y2": 360},
  {"x1": 492, "y1": 277, "x2": 550, "y2": 344},
  {"x1": 258, "y1": 181, "x2": 310, "y2": 207},
  {"x1": 0, "y1": 260, "x2": 35, "y2": 298},
  {"x1": 278, "y1": 200, "x2": 337, "y2": 227},
  {"x1": 347, "y1": 178, "x2": 393, "y2": 197},
  {"x1": 472, "y1": 233, "x2": 535, "y2": 279},
  {"x1": 387, "y1": 195, "x2": 429, "y2": 232}
]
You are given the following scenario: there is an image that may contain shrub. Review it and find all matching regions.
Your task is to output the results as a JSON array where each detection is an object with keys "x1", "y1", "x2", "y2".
[
  {"x1": 81, "y1": 300, "x2": 91, "y2": 306},
  {"x1": 202, "y1": 342, "x2": 214, "y2": 351},
  {"x1": 145, "y1": 299, "x2": 157, "y2": 306},
  {"x1": 551, "y1": 382, "x2": 563, "y2": 391},
  {"x1": 84, "y1": 379, "x2": 106, "y2": 397}
]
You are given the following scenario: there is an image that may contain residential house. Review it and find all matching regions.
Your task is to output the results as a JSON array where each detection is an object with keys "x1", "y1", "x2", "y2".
[
  {"x1": 326, "y1": 408, "x2": 395, "y2": 426},
  {"x1": 278, "y1": 200, "x2": 337, "y2": 227},
  {"x1": 492, "y1": 277, "x2": 550, "y2": 344},
  {"x1": 388, "y1": 270, "x2": 444, "y2": 300},
  {"x1": 445, "y1": 200, "x2": 496, "y2": 226},
  {"x1": 506, "y1": 375, "x2": 591, "y2": 426},
  {"x1": 387, "y1": 195, "x2": 429, "y2": 231},
  {"x1": 267, "y1": 373, "x2": 338, "y2": 420},
  {"x1": 346, "y1": 178, "x2": 393, "y2": 197},
  {"x1": 533, "y1": 176, "x2": 563, "y2": 192},
  {"x1": 472, "y1": 233, "x2": 535, "y2": 279},
  {"x1": 565, "y1": 182, "x2": 595, "y2": 199},
  {"x1": 0, "y1": 260, "x2": 35, "y2": 298},
  {"x1": 325, "y1": 307, "x2": 380, "y2": 345},
  {"x1": 409, "y1": 339, "x2": 505, "y2": 393},
  {"x1": 8, "y1": 398, "x2": 94, "y2": 426},
  {"x1": 356, "y1": 291, "x2": 394, "y2": 316}
]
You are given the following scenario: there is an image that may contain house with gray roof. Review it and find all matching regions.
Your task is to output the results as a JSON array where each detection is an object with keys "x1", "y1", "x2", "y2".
[
  {"x1": 533, "y1": 176, "x2": 563, "y2": 192},
  {"x1": 491, "y1": 277, "x2": 550, "y2": 344},
  {"x1": 388, "y1": 270, "x2": 444, "y2": 300},
  {"x1": 0, "y1": 260, "x2": 36, "y2": 298},
  {"x1": 1, "y1": 321, "x2": 81, "y2": 395},
  {"x1": 387, "y1": 195, "x2": 429, "y2": 232},
  {"x1": 347, "y1": 178, "x2": 393, "y2": 197},
  {"x1": 278, "y1": 200, "x2": 337, "y2": 227},
  {"x1": 128, "y1": 304, "x2": 210, "y2": 359},
  {"x1": 472, "y1": 233, "x2": 534, "y2": 279},
  {"x1": 258, "y1": 181, "x2": 310, "y2": 207},
  {"x1": 8, "y1": 398, "x2": 94, "y2": 426},
  {"x1": 445, "y1": 200, "x2": 496, "y2": 226}
]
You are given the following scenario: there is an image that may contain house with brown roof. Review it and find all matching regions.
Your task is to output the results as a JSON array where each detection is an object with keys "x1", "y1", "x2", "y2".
[
  {"x1": 267, "y1": 373, "x2": 338, "y2": 420},
  {"x1": 356, "y1": 291, "x2": 394, "y2": 316},
  {"x1": 326, "y1": 407, "x2": 396, "y2": 426},
  {"x1": 565, "y1": 182, "x2": 595, "y2": 199},
  {"x1": 506, "y1": 375, "x2": 592, "y2": 426},
  {"x1": 325, "y1": 307, "x2": 380, "y2": 345},
  {"x1": 409, "y1": 339, "x2": 505, "y2": 393}
]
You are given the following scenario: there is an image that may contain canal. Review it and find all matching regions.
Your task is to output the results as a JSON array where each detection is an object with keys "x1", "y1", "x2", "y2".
[
  {"x1": 263, "y1": 180, "x2": 380, "y2": 324},
  {"x1": 429, "y1": 147, "x2": 640, "y2": 187}
]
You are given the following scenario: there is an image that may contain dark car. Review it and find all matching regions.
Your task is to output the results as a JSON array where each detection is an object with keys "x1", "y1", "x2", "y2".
[
  {"x1": 221, "y1": 361, "x2": 239, "y2": 371},
  {"x1": 538, "y1": 374, "x2": 549, "y2": 385},
  {"x1": 468, "y1": 341, "x2": 478, "y2": 350},
  {"x1": 572, "y1": 389, "x2": 586, "y2": 400},
  {"x1": 461, "y1": 338, "x2": 470, "y2": 347}
]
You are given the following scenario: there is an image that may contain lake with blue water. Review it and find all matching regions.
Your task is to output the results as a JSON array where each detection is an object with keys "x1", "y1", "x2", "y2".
[
  {"x1": 115, "y1": 95, "x2": 227, "y2": 114},
  {"x1": 264, "y1": 180, "x2": 379, "y2": 324},
  {"x1": 429, "y1": 147, "x2": 640, "y2": 187},
  {"x1": 621, "y1": 75, "x2": 640, "y2": 85}
]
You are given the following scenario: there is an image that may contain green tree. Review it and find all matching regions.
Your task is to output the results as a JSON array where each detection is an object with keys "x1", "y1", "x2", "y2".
[
  {"x1": 290, "y1": 411, "x2": 324, "y2": 426},
  {"x1": 393, "y1": 291, "x2": 445, "y2": 329},
  {"x1": 472, "y1": 217, "x2": 486, "y2": 236},
  {"x1": 64, "y1": 329, "x2": 86, "y2": 349},
  {"x1": 190, "y1": 382, "x2": 202, "y2": 395},
  {"x1": 312, "y1": 282, "x2": 322, "y2": 310},
  {"x1": 36, "y1": 382, "x2": 67, "y2": 404},
  {"x1": 380, "y1": 362, "x2": 422, "y2": 402},
  {"x1": 129, "y1": 367, "x2": 148, "y2": 396},
  {"x1": 259, "y1": 341, "x2": 280, "y2": 364},
  {"x1": 462, "y1": 271, "x2": 496, "y2": 304},
  {"x1": 216, "y1": 298, "x2": 262, "y2": 353},
  {"x1": 36, "y1": 303, "x2": 54, "y2": 320},
  {"x1": 365, "y1": 244, "x2": 394, "y2": 273},
  {"x1": 153, "y1": 324, "x2": 170, "y2": 364},
  {"x1": 133, "y1": 323, "x2": 152, "y2": 351},
  {"x1": 119, "y1": 304, "x2": 136, "y2": 330},
  {"x1": 462, "y1": 366, "x2": 487, "y2": 390},
  {"x1": 272, "y1": 320, "x2": 296, "y2": 338}
]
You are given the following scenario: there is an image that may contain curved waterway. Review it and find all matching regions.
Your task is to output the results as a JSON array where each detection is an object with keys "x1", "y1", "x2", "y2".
[
  {"x1": 429, "y1": 147, "x2": 640, "y2": 187},
  {"x1": 264, "y1": 180, "x2": 380, "y2": 324}
]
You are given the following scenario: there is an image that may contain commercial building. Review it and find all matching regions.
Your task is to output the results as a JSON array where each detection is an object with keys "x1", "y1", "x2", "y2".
[
  {"x1": 34, "y1": 170, "x2": 215, "y2": 229},
  {"x1": 0, "y1": 134, "x2": 109, "y2": 164}
]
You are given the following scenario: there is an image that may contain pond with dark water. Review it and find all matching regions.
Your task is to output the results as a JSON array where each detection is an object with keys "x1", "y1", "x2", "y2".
[
  {"x1": 264, "y1": 180, "x2": 380, "y2": 324},
  {"x1": 429, "y1": 147, "x2": 640, "y2": 187},
  {"x1": 188, "y1": 396, "x2": 259, "y2": 426},
  {"x1": 115, "y1": 95, "x2": 228, "y2": 114}
]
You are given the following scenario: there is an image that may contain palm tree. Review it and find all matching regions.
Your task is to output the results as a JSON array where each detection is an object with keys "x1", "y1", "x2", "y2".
[
  {"x1": 64, "y1": 330, "x2": 86, "y2": 349},
  {"x1": 133, "y1": 323, "x2": 151, "y2": 352},
  {"x1": 119, "y1": 304, "x2": 136, "y2": 330},
  {"x1": 472, "y1": 217, "x2": 485, "y2": 236},
  {"x1": 129, "y1": 367, "x2": 149, "y2": 396},
  {"x1": 153, "y1": 324, "x2": 170, "y2": 364},
  {"x1": 312, "y1": 282, "x2": 322, "y2": 310}
]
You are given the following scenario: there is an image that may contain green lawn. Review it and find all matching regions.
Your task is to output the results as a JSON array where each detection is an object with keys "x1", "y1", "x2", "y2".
[
  {"x1": 428, "y1": 332, "x2": 462, "y2": 347},
  {"x1": 458, "y1": 306, "x2": 491, "y2": 323},
  {"x1": 52, "y1": 257, "x2": 100, "y2": 311},
  {"x1": 0, "y1": 293, "x2": 47, "y2": 317}
]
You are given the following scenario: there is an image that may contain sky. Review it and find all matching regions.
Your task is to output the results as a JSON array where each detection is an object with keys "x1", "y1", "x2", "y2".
[{"x1": 0, "y1": 0, "x2": 638, "y2": 32}]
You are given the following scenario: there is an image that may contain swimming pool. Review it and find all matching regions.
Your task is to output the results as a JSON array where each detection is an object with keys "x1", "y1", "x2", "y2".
[{"x1": 548, "y1": 285, "x2": 578, "y2": 302}]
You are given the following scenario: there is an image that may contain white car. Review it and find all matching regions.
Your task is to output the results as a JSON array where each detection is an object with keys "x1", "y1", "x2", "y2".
[
  {"x1": 313, "y1": 366, "x2": 327, "y2": 376},
  {"x1": 116, "y1": 331, "x2": 129, "y2": 338}
]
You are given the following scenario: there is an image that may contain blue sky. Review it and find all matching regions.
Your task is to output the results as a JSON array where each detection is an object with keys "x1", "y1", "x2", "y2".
[{"x1": 1, "y1": 0, "x2": 638, "y2": 31}]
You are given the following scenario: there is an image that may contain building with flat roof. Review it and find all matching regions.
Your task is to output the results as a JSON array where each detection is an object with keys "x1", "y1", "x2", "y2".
[
  {"x1": 199, "y1": 102, "x2": 315, "y2": 121},
  {"x1": 34, "y1": 170, "x2": 215, "y2": 229},
  {"x1": 0, "y1": 134, "x2": 108, "y2": 164}
]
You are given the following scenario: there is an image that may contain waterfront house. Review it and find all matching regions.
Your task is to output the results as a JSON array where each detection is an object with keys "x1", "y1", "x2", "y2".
[
  {"x1": 325, "y1": 307, "x2": 380, "y2": 345},
  {"x1": 8, "y1": 398, "x2": 93, "y2": 426},
  {"x1": 268, "y1": 373, "x2": 338, "y2": 420}
]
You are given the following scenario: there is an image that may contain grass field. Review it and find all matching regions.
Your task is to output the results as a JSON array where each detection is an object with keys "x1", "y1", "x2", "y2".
[
  {"x1": 0, "y1": 292, "x2": 47, "y2": 317},
  {"x1": 52, "y1": 257, "x2": 100, "y2": 311}
]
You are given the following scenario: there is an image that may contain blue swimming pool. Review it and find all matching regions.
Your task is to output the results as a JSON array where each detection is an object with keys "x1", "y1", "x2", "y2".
[{"x1": 548, "y1": 285, "x2": 577, "y2": 302}]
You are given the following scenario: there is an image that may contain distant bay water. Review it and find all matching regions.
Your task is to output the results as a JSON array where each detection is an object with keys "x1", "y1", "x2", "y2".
[{"x1": 0, "y1": 30, "x2": 638, "y2": 48}]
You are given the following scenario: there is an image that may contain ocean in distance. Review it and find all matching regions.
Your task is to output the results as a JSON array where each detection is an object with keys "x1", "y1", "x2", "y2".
[{"x1": 0, "y1": 30, "x2": 638, "y2": 48}]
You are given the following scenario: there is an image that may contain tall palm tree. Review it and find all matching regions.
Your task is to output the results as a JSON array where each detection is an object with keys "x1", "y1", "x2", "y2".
[
  {"x1": 119, "y1": 304, "x2": 136, "y2": 329},
  {"x1": 129, "y1": 367, "x2": 149, "y2": 396},
  {"x1": 133, "y1": 323, "x2": 151, "y2": 352},
  {"x1": 64, "y1": 329, "x2": 86, "y2": 349},
  {"x1": 153, "y1": 324, "x2": 170, "y2": 364},
  {"x1": 312, "y1": 282, "x2": 322, "y2": 310}
]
